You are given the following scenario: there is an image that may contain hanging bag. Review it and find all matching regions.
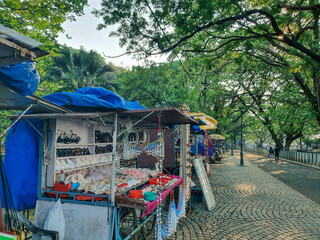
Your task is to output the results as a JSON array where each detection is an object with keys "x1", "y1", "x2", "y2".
[{"x1": 42, "y1": 199, "x2": 65, "y2": 240}]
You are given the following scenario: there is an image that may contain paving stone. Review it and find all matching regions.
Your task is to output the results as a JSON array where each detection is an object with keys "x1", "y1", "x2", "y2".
[{"x1": 169, "y1": 152, "x2": 320, "y2": 239}]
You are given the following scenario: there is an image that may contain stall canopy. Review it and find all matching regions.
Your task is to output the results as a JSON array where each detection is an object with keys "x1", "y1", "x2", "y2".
[
  {"x1": 120, "y1": 108, "x2": 199, "y2": 126},
  {"x1": 0, "y1": 81, "x2": 70, "y2": 113},
  {"x1": 210, "y1": 134, "x2": 226, "y2": 140},
  {"x1": 4, "y1": 87, "x2": 198, "y2": 210},
  {"x1": 0, "y1": 24, "x2": 47, "y2": 65},
  {"x1": 0, "y1": 24, "x2": 47, "y2": 96},
  {"x1": 0, "y1": 24, "x2": 68, "y2": 113},
  {"x1": 190, "y1": 113, "x2": 218, "y2": 131},
  {"x1": 43, "y1": 87, "x2": 146, "y2": 111}
]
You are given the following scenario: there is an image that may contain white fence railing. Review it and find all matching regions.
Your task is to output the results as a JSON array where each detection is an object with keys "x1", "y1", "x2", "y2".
[{"x1": 246, "y1": 147, "x2": 320, "y2": 168}]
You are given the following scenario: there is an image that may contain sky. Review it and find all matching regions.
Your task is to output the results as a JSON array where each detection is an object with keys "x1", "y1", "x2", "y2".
[{"x1": 57, "y1": 0, "x2": 166, "y2": 68}]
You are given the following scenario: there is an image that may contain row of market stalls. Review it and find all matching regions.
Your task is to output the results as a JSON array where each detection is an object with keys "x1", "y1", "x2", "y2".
[{"x1": 0, "y1": 25, "x2": 220, "y2": 240}]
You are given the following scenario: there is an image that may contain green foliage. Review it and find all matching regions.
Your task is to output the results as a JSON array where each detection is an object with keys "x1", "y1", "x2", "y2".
[
  {"x1": 94, "y1": 0, "x2": 320, "y2": 129},
  {"x1": 42, "y1": 45, "x2": 116, "y2": 93},
  {"x1": 0, "y1": 0, "x2": 88, "y2": 51},
  {"x1": 116, "y1": 52, "x2": 319, "y2": 149},
  {"x1": 0, "y1": 110, "x2": 17, "y2": 141},
  {"x1": 117, "y1": 61, "x2": 190, "y2": 108}
]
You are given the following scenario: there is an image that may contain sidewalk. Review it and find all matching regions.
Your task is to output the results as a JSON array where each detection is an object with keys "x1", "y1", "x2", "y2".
[
  {"x1": 169, "y1": 152, "x2": 320, "y2": 240},
  {"x1": 244, "y1": 151, "x2": 320, "y2": 204}
]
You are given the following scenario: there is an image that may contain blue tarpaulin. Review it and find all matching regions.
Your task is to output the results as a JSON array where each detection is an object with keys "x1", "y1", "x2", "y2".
[
  {"x1": 0, "y1": 61, "x2": 40, "y2": 96},
  {"x1": 43, "y1": 87, "x2": 146, "y2": 110},
  {"x1": 3, "y1": 87, "x2": 145, "y2": 210},
  {"x1": 2, "y1": 121, "x2": 40, "y2": 210}
]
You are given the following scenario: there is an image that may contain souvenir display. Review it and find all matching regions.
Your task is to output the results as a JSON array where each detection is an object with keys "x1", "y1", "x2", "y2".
[
  {"x1": 95, "y1": 130, "x2": 113, "y2": 143},
  {"x1": 32, "y1": 108, "x2": 195, "y2": 240},
  {"x1": 57, "y1": 130, "x2": 81, "y2": 144},
  {"x1": 0, "y1": 30, "x2": 199, "y2": 240}
]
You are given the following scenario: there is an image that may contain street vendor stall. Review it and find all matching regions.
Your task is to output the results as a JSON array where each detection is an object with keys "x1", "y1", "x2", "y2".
[
  {"x1": 0, "y1": 24, "x2": 71, "y2": 240},
  {"x1": 210, "y1": 134, "x2": 226, "y2": 162},
  {"x1": 173, "y1": 112, "x2": 218, "y2": 212},
  {"x1": 6, "y1": 93, "x2": 198, "y2": 240},
  {"x1": 184, "y1": 113, "x2": 218, "y2": 211},
  {"x1": 189, "y1": 113, "x2": 218, "y2": 162},
  {"x1": 0, "y1": 24, "x2": 203, "y2": 240},
  {"x1": 210, "y1": 134, "x2": 226, "y2": 140}
]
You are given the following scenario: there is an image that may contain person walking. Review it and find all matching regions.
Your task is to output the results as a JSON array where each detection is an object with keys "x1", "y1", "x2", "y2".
[
  {"x1": 274, "y1": 146, "x2": 280, "y2": 162},
  {"x1": 269, "y1": 147, "x2": 274, "y2": 160}
]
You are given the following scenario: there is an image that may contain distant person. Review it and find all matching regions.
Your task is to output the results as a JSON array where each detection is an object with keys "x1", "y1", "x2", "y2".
[
  {"x1": 269, "y1": 147, "x2": 274, "y2": 160},
  {"x1": 274, "y1": 146, "x2": 280, "y2": 162}
]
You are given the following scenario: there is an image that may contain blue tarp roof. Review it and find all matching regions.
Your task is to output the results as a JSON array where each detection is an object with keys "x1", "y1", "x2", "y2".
[
  {"x1": 43, "y1": 87, "x2": 146, "y2": 111},
  {"x1": 2, "y1": 87, "x2": 145, "y2": 210}
]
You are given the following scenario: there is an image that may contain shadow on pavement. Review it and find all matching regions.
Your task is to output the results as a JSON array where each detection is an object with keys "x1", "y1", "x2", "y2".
[{"x1": 244, "y1": 151, "x2": 320, "y2": 204}]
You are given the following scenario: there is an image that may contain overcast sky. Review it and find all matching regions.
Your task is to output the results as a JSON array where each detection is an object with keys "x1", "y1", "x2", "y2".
[{"x1": 57, "y1": 0, "x2": 166, "y2": 68}]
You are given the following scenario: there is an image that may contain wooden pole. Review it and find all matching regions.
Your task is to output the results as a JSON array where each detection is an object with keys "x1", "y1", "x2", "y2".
[{"x1": 0, "y1": 142, "x2": 5, "y2": 232}]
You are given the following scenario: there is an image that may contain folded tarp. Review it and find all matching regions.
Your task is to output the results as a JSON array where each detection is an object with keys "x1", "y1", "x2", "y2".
[
  {"x1": 43, "y1": 87, "x2": 146, "y2": 110},
  {"x1": 0, "y1": 61, "x2": 40, "y2": 96}
]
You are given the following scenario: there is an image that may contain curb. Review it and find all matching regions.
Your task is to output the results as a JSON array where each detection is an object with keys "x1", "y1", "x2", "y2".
[
  {"x1": 280, "y1": 158, "x2": 320, "y2": 170},
  {"x1": 246, "y1": 151, "x2": 320, "y2": 170}
]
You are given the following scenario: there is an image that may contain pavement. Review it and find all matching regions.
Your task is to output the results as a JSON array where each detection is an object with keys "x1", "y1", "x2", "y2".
[
  {"x1": 244, "y1": 151, "x2": 320, "y2": 204},
  {"x1": 169, "y1": 151, "x2": 320, "y2": 240}
]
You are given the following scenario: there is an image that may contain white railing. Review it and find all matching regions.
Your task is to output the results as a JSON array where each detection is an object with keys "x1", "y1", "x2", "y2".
[{"x1": 246, "y1": 147, "x2": 320, "y2": 168}]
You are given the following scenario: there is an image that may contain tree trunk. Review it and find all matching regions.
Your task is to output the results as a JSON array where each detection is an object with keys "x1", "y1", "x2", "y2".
[
  {"x1": 262, "y1": 121, "x2": 282, "y2": 150},
  {"x1": 257, "y1": 137, "x2": 263, "y2": 148},
  {"x1": 284, "y1": 138, "x2": 294, "y2": 151},
  {"x1": 279, "y1": 134, "x2": 284, "y2": 149},
  {"x1": 284, "y1": 133, "x2": 303, "y2": 150},
  {"x1": 273, "y1": 138, "x2": 282, "y2": 150}
]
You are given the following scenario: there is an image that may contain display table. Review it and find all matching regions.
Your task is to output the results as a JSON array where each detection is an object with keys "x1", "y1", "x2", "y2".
[
  {"x1": 142, "y1": 176, "x2": 182, "y2": 217},
  {"x1": 115, "y1": 175, "x2": 182, "y2": 216}
]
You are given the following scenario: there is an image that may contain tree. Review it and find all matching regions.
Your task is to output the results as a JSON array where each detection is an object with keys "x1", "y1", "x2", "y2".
[
  {"x1": 223, "y1": 57, "x2": 318, "y2": 150},
  {"x1": 0, "y1": 0, "x2": 88, "y2": 50},
  {"x1": 42, "y1": 45, "x2": 115, "y2": 93},
  {"x1": 0, "y1": 1, "x2": 88, "y2": 134},
  {"x1": 117, "y1": 61, "x2": 194, "y2": 108},
  {"x1": 94, "y1": 0, "x2": 320, "y2": 125},
  {"x1": 245, "y1": 118, "x2": 269, "y2": 148}
]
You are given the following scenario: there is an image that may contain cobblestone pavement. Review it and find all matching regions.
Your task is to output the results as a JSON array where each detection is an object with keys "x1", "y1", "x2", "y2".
[{"x1": 169, "y1": 152, "x2": 320, "y2": 240}]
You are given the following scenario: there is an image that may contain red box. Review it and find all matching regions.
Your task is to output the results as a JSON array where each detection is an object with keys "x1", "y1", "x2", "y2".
[
  {"x1": 149, "y1": 178, "x2": 168, "y2": 186},
  {"x1": 54, "y1": 182, "x2": 71, "y2": 192}
]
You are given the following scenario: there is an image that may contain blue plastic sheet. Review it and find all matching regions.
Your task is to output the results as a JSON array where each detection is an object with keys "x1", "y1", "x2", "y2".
[
  {"x1": 0, "y1": 61, "x2": 40, "y2": 96},
  {"x1": 1, "y1": 120, "x2": 40, "y2": 210},
  {"x1": 2, "y1": 87, "x2": 145, "y2": 210},
  {"x1": 43, "y1": 87, "x2": 146, "y2": 110},
  {"x1": 75, "y1": 87, "x2": 125, "y2": 108}
]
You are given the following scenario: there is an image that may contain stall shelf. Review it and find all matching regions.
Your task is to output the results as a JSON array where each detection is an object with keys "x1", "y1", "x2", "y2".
[
  {"x1": 8, "y1": 108, "x2": 198, "y2": 240},
  {"x1": 0, "y1": 24, "x2": 200, "y2": 239}
]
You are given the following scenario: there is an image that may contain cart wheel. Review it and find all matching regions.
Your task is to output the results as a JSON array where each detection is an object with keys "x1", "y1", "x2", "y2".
[
  {"x1": 119, "y1": 208, "x2": 138, "y2": 240},
  {"x1": 140, "y1": 211, "x2": 156, "y2": 240}
]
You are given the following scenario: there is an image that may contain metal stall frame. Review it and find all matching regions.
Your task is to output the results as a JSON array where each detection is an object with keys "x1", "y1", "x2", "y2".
[{"x1": 8, "y1": 108, "x2": 199, "y2": 240}]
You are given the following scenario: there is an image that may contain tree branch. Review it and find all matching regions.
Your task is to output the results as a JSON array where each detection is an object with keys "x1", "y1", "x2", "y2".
[
  {"x1": 278, "y1": 3, "x2": 320, "y2": 11},
  {"x1": 156, "y1": 9, "x2": 320, "y2": 63},
  {"x1": 158, "y1": 10, "x2": 284, "y2": 54}
]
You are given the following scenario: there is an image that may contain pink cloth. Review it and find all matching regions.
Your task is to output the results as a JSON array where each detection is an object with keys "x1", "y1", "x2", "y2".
[{"x1": 141, "y1": 175, "x2": 182, "y2": 217}]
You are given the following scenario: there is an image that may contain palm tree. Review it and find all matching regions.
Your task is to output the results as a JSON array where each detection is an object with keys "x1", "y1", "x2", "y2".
[{"x1": 44, "y1": 45, "x2": 116, "y2": 92}]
